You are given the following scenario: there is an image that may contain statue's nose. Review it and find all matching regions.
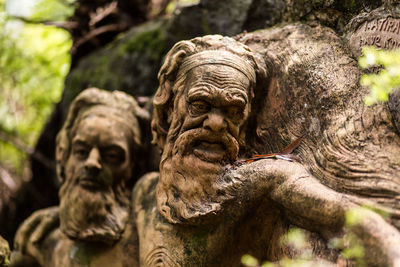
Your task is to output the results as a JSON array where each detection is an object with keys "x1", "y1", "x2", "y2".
[
  {"x1": 203, "y1": 109, "x2": 227, "y2": 132},
  {"x1": 84, "y1": 148, "x2": 102, "y2": 173}
]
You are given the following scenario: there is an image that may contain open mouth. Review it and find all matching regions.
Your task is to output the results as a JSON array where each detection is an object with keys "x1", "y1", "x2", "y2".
[{"x1": 193, "y1": 141, "x2": 226, "y2": 162}]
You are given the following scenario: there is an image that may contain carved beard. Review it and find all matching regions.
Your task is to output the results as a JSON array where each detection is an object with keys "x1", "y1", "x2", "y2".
[
  {"x1": 59, "y1": 172, "x2": 129, "y2": 245},
  {"x1": 157, "y1": 127, "x2": 239, "y2": 225}
]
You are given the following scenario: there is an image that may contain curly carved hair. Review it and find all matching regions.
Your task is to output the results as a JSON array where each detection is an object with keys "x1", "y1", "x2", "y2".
[
  {"x1": 151, "y1": 35, "x2": 267, "y2": 150},
  {"x1": 56, "y1": 88, "x2": 150, "y2": 183}
]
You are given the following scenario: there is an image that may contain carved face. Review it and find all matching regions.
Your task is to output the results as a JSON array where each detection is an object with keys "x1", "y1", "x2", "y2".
[
  {"x1": 157, "y1": 64, "x2": 252, "y2": 224},
  {"x1": 174, "y1": 64, "x2": 251, "y2": 164},
  {"x1": 59, "y1": 111, "x2": 133, "y2": 243},
  {"x1": 66, "y1": 114, "x2": 132, "y2": 190}
]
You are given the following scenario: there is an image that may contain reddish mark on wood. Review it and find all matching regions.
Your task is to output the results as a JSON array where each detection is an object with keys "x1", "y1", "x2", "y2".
[{"x1": 244, "y1": 135, "x2": 304, "y2": 163}]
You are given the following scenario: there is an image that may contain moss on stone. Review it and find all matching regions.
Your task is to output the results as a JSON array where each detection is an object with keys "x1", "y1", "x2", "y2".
[
  {"x1": 64, "y1": 19, "x2": 168, "y2": 105},
  {"x1": 122, "y1": 24, "x2": 167, "y2": 61}
]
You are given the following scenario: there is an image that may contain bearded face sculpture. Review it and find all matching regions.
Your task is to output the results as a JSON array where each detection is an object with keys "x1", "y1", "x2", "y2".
[
  {"x1": 59, "y1": 109, "x2": 133, "y2": 244},
  {"x1": 56, "y1": 88, "x2": 146, "y2": 244},
  {"x1": 151, "y1": 36, "x2": 265, "y2": 224},
  {"x1": 12, "y1": 88, "x2": 149, "y2": 267}
]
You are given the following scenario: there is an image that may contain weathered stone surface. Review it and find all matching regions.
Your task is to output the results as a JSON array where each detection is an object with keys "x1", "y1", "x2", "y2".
[
  {"x1": 0, "y1": 236, "x2": 10, "y2": 267},
  {"x1": 239, "y1": 23, "x2": 400, "y2": 227},
  {"x1": 236, "y1": 23, "x2": 400, "y2": 265},
  {"x1": 282, "y1": 0, "x2": 383, "y2": 32},
  {"x1": 243, "y1": 0, "x2": 286, "y2": 31}
]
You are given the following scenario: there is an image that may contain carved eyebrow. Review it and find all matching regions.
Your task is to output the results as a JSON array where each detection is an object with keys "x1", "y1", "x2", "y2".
[
  {"x1": 72, "y1": 139, "x2": 89, "y2": 147},
  {"x1": 222, "y1": 88, "x2": 248, "y2": 105},
  {"x1": 101, "y1": 144, "x2": 126, "y2": 152},
  {"x1": 187, "y1": 86, "x2": 212, "y2": 101},
  {"x1": 187, "y1": 85, "x2": 248, "y2": 107}
]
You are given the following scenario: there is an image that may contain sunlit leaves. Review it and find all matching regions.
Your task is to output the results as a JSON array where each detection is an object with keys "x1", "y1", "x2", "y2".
[
  {"x1": 241, "y1": 255, "x2": 259, "y2": 267},
  {"x1": 241, "y1": 227, "x2": 330, "y2": 267},
  {"x1": 6, "y1": 0, "x2": 75, "y2": 21},
  {"x1": 359, "y1": 46, "x2": 400, "y2": 105},
  {"x1": 165, "y1": 0, "x2": 200, "y2": 14},
  {"x1": 29, "y1": 0, "x2": 75, "y2": 22},
  {"x1": 0, "y1": 0, "x2": 72, "y2": 174}
]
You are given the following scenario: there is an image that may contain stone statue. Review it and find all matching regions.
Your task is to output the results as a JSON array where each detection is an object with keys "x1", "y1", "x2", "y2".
[
  {"x1": 11, "y1": 88, "x2": 149, "y2": 267},
  {"x1": 132, "y1": 34, "x2": 333, "y2": 266},
  {"x1": 12, "y1": 34, "x2": 400, "y2": 267},
  {"x1": 150, "y1": 34, "x2": 265, "y2": 225},
  {"x1": 133, "y1": 34, "x2": 400, "y2": 266}
]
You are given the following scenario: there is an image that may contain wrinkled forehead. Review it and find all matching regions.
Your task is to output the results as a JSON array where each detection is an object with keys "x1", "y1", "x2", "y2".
[
  {"x1": 176, "y1": 50, "x2": 256, "y2": 83},
  {"x1": 185, "y1": 64, "x2": 251, "y2": 105},
  {"x1": 72, "y1": 105, "x2": 141, "y2": 146},
  {"x1": 76, "y1": 106, "x2": 133, "y2": 128}
]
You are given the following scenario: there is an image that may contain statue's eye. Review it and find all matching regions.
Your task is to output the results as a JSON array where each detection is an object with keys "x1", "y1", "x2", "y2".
[
  {"x1": 73, "y1": 146, "x2": 89, "y2": 159},
  {"x1": 224, "y1": 106, "x2": 241, "y2": 119},
  {"x1": 102, "y1": 147, "x2": 125, "y2": 165},
  {"x1": 189, "y1": 101, "x2": 210, "y2": 115}
]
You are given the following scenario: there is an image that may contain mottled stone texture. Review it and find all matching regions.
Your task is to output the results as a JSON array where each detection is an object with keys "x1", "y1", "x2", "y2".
[
  {"x1": 238, "y1": 23, "x2": 400, "y2": 265},
  {"x1": 240, "y1": 23, "x2": 400, "y2": 230}
]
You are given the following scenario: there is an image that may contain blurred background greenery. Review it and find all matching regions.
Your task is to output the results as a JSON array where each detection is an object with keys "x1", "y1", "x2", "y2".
[
  {"x1": 359, "y1": 46, "x2": 400, "y2": 105},
  {"x1": 0, "y1": 0, "x2": 72, "y2": 183}
]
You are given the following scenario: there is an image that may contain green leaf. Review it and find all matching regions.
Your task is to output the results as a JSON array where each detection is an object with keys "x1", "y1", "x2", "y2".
[
  {"x1": 0, "y1": 0, "x2": 71, "y2": 176},
  {"x1": 359, "y1": 46, "x2": 400, "y2": 105},
  {"x1": 241, "y1": 254, "x2": 259, "y2": 267}
]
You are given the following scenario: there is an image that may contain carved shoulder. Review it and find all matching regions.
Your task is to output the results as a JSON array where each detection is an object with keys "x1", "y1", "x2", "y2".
[
  {"x1": 132, "y1": 172, "x2": 159, "y2": 214},
  {"x1": 12, "y1": 206, "x2": 59, "y2": 267}
]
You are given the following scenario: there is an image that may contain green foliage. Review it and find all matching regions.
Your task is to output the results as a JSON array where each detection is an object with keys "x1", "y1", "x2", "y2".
[
  {"x1": 330, "y1": 233, "x2": 365, "y2": 266},
  {"x1": 165, "y1": 0, "x2": 200, "y2": 14},
  {"x1": 122, "y1": 26, "x2": 166, "y2": 61},
  {"x1": 0, "y1": 0, "x2": 72, "y2": 175},
  {"x1": 243, "y1": 207, "x2": 390, "y2": 266},
  {"x1": 29, "y1": 0, "x2": 75, "y2": 22},
  {"x1": 359, "y1": 46, "x2": 400, "y2": 105},
  {"x1": 241, "y1": 254, "x2": 259, "y2": 267},
  {"x1": 283, "y1": 227, "x2": 308, "y2": 251},
  {"x1": 329, "y1": 206, "x2": 383, "y2": 267},
  {"x1": 338, "y1": 205, "x2": 388, "y2": 266},
  {"x1": 241, "y1": 227, "x2": 330, "y2": 267},
  {"x1": 6, "y1": 0, "x2": 75, "y2": 21}
]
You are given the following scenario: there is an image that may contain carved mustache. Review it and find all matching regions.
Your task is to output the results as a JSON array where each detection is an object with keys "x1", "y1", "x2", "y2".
[
  {"x1": 172, "y1": 128, "x2": 239, "y2": 162},
  {"x1": 75, "y1": 168, "x2": 110, "y2": 189}
]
